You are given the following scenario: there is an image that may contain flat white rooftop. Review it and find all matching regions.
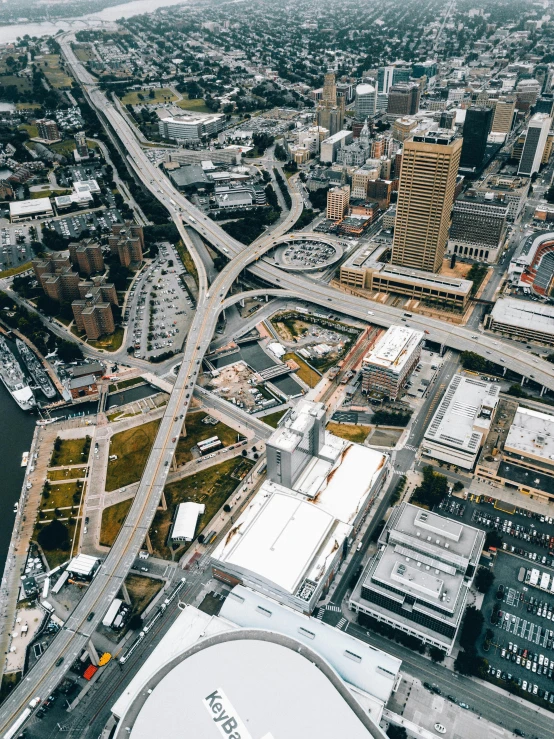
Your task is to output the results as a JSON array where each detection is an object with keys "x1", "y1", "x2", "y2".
[
  {"x1": 67, "y1": 553, "x2": 98, "y2": 576},
  {"x1": 505, "y1": 406, "x2": 554, "y2": 461},
  {"x1": 424, "y1": 374, "x2": 499, "y2": 455},
  {"x1": 362, "y1": 325, "x2": 423, "y2": 375},
  {"x1": 490, "y1": 297, "x2": 554, "y2": 337},
  {"x1": 172, "y1": 502, "x2": 205, "y2": 541},
  {"x1": 9, "y1": 197, "x2": 52, "y2": 217}
]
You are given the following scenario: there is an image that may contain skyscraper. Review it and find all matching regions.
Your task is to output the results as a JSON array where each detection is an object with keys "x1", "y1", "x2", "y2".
[
  {"x1": 316, "y1": 72, "x2": 345, "y2": 136},
  {"x1": 518, "y1": 113, "x2": 552, "y2": 176},
  {"x1": 391, "y1": 130, "x2": 462, "y2": 273},
  {"x1": 387, "y1": 83, "x2": 420, "y2": 117},
  {"x1": 459, "y1": 107, "x2": 493, "y2": 171},
  {"x1": 354, "y1": 83, "x2": 377, "y2": 119},
  {"x1": 491, "y1": 96, "x2": 516, "y2": 135},
  {"x1": 378, "y1": 65, "x2": 411, "y2": 94}
]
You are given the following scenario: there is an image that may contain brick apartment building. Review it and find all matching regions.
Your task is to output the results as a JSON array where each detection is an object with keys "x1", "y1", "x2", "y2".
[
  {"x1": 108, "y1": 221, "x2": 144, "y2": 268},
  {"x1": 72, "y1": 278, "x2": 118, "y2": 340},
  {"x1": 32, "y1": 254, "x2": 81, "y2": 302},
  {"x1": 68, "y1": 239, "x2": 105, "y2": 276}
]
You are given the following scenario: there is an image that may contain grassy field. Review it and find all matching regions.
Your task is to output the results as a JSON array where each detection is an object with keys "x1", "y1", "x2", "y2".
[
  {"x1": 16, "y1": 103, "x2": 41, "y2": 110},
  {"x1": 100, "y1": 499, "x2": 132, "y2": 547},
  {"x1": 72, "y1": 45, "x2": 95, "y2": 62},
  {"x1": 88, "y1": 327, "x2": 125, "y2": 352},
  {"x1": 18, "y1": 123, "x2": 38, "y2": 138},
  {"x1": 284, "y1": 352, "x2": 320, "y2": 388},
  {"x1": 176, "y1": 96, "x2": 211, "y2": 113},
  {"x1": 120, "y1": 87, "x2": 177, "y2": 105},
  {"x1": 105, "y1": 420, "x2": 160, "y2": 491},
  {"x1": 50, "y1": 140, "x2": 77, "y2": 157},
  {"x1": 48, "y1": 467, "x2": 87, "y2": 481},
  {"x1": 176, "y1": 240, "x2": 198, "y2": 285},
  {"x1": 40, "y1": 482, "x2": 81, "y2": 512},
  {"x1": 0, "y1": 75, "x2": 31, "y2": 92},
  {"x1": 0, "y1": 672, "x2": 21, "y2": 704},
  {"x1": 326, "y1": 422, "x2": 371, "y2": 443},
  {"x1": 51, "y1": 438, "x2": 90, "y2": 467},
  {"x1": 39, "y1": 54, "x2": 72, "y2": 89},
  {"x1": 0, "y1": 262, "x2": 31, "y2": 278},
  {"x1": 150, "y1": 457, "x2": 254, "y2": 559},
  {"x1": 175, "y1": 411, "x2": 240, "y2": 466},
  {"x1": 124, "y1": 574, "x2": 163, "y2": 615},
  {"x1": 261, "y1": 409, "x2": 287, "y2": 428},
  {"x1": 109, "y1": 377, "x2": 144, "y2": 393},
  {"x1": 107, "y1": 409, "x2": 142, "y2": 423},
  {"x1": 30, "y1": 188, "x2": 71, "y2": 199}
]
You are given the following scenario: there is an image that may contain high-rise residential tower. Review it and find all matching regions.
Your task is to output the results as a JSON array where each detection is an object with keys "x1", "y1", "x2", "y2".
[
  {"x1": 491, "y1": 96, "x2": 516, "y2": 135},
  {"x1": 460, "y1": 107, "x2": 493, "y2": 171},
  {"x1": 391, "y1": 130, "x2": 462, "y2": 273},
  {"x1": 518, "y1": 113, "x2": 552, "y2": 176}
]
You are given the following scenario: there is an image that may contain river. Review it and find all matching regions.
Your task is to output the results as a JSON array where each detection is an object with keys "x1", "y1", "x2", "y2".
[{"x1": 0, "y1": 0, "x2": 187, "y2": 45}]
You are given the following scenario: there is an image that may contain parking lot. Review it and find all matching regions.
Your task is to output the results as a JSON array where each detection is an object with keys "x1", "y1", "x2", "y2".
[
  {"x1": 436, "y1": 495, "x2": 554, "y2": 710},
  {"x1": 0, "y1": 223, "x2": 34, "y2": 270},
  {"x1": 45, "y1": 207, "x2": 123, "y2": 240},
  {"x1": 125, "y1": 242, "x2": 193, "y2": 361}
]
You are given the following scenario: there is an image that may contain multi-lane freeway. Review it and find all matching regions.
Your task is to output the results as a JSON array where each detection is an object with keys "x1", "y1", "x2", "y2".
[{"x1": 2, "y1": 29, "x2": 554, "y2": 737}]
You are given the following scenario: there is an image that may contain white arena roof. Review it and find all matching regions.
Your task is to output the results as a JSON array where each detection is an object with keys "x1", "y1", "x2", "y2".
[{"x1": 113, "y1": 607, "x2": 386, "y2": 739}]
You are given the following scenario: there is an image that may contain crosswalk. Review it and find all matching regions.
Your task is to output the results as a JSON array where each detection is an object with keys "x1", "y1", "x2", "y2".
[
  {"x1": 326, "y1": 604, "x2": 341, "y2": 612},
  {"x1": 404, "y1": 444, "x2": 418, "y2": 452},
  {"x1": 337, "y1": 617, "x2": 347, "y2": 630}
]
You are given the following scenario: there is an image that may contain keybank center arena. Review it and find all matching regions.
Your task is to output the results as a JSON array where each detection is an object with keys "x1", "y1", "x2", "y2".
[{"x1": 110, "y1": 586, "x2": 402, "y2": 739}]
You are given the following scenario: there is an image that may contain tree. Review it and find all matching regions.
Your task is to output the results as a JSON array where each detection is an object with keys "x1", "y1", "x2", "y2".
[
  {"x1": 485, "y1": 530, "x2": 503, "y2": 550},
  {"x1": 459, "y1": 605, "x2": 484, "y2": 651},
  {"x1": 411, "y1": 465, "x2": 448, "y2": 508},
  {"x1": 386, "y1": 726, "x2": 408, "y2": 739},
  {"x1": 223, "y1": 504, "x2": 232, "y2": 513},
  {"x1": 453, "y1": 481, "x2": 464, "y2": 492},
  {"x1": 475, "y1": 567, "x2": 495, "y2": 594},
  {"x1": 37, "y1": 519, "x2": 69, "y2": 551},
  {"x1": 429, "y1": 646, "x2": 445, "y2": 663}
]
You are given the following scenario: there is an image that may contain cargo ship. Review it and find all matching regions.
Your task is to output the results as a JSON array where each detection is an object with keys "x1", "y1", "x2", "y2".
[
  {"x1": 15, "y1": 339, "x2": 56, "y2": 399},
  {"x1": 0, "y1": 337, "x2": 35, "y2": 411}
]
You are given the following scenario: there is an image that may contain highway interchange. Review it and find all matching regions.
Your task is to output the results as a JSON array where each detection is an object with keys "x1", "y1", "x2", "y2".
[{"x1": 2, "y1": 29, "x2": 554, "y2": 737}]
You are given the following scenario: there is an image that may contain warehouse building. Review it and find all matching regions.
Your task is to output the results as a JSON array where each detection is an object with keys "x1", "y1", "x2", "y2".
[
  {"x1": 422, "y1": 374, "x2": 500, "y2": 470},
  {"x1": 350, "y1": 502, "x2": 485, "y2": 655},
  {"x1": 485, "y1": 297, "x2": 554, "y2": 345},
  {"x1": 10, "y1": 197, "x2": 53, "y2": 222},
  {"x1": 361, "y1": 325, "x2": 423, "y2": 400},
  {"x1": 211, "y1": 401, "x2": 389, "y2": 613}
]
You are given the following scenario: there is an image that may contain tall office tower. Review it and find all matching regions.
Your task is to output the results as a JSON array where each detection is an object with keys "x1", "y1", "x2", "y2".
[
  {"x1": 518, "y1": 113, "x2": 552, "y2": 176},
  {"x1": 491, "y1": 96, "x2": 516, "y2": 134},
  {"x1": 412, "y1": 60, "x2": 438, "y2": 84},
  {"x1": 459, "y1": 107, "x2": 493, "y2": 171},
  {"x1": 354, "y1": 83, "x2": 377, "y2": 119},
  {"x1": 535, "y1": 94, "x2": 554, "y2": 117},
  {"x1": 326, "y1": 185, "x2": 350, "y2": 221},
  {"x1": 391, "y1": 130, "x2": 462, "y2": 273},
  {"x1": 36, "y1": 119, "x2": 60, "y2": 141},
  {"x1": 378, "y1": 65, "x2": 410, "y2": 93},
  {"x1": 439, "y1": 110, "x2": 456, "y2": 129},
  {"x1": 316, "y1": 71, "x2": 345, "y2": 136},
  {"x1": 387, "y1": 83, "x2": 420, "y2": 117}
]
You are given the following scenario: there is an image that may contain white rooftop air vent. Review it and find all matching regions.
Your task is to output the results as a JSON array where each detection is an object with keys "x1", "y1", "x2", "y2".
[
  {"x1": 445, "y1": 543, "x2": 449, "y2": 548},
  {"x1": 435, "y1": 569, "x2": 440, "y2": 575},
  {"x1": 406, "y1": 557, "x2": 410, "y2": 562},
  {"x1": 417, "y1": 562, "x2": 422, "y2": 567},
  {"x1": 416, "y1": 532, "x2": 421, "y2": 537},
  {"x1": 436, "y1": 539, "x2": 440, "y2": 545}
]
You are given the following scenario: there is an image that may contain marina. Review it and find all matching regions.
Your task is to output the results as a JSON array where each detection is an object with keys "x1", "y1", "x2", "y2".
[
  {"x1": 0, "y1": 337, "x2": 35, "y2": 412},
  {"x1": 15, "y1": 339, "x2": 56, "y2": 400}
]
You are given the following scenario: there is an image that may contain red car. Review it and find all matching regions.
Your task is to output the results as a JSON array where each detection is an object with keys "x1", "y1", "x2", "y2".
[{"x1": 172, "y1": 437, "x2": 176, "y2": 442}]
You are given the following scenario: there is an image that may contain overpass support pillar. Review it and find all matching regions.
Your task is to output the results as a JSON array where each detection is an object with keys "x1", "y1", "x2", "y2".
[
  {"x1": 145, "y1": 532, "x2": 154, "y2": 555},
  {"x1": 171, "y1": 454, "x2": 178, "y2": 472},
  {"x1": 265, "y1": 294, "x2": 268, "y2": 302},
  {"x1": 541, "y1": 386, "x2": 546, "y2": 397},
  {"x1": 87, "y1": 639, "x2": 100, "y2": 666},
  {"x1": 439, "y1": 344, "x2": 445, "y2": 356},
  {"x1": 240, "y1": 299, "x2": 245, "y2": 308},
  {"x1": 121, "y1": 582, "x2": 131, "y2": 605},
  {"x1": 503, "y1": 367, "x2": 507, "y2": 376},
  {"x1": 521, "y1": 376, "x2": 527, "y2": 386},
  {"x1": 159, "y1": 490, "x2": 168, "y2": 511}
]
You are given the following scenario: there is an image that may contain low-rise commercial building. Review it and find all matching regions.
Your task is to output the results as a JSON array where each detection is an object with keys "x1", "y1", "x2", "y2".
[
  {"x1": 350, "y1": 502, "x2": 485, "y2": 655},
  {"x1": 158, "y1": 113, "x2": 225, "y2": 142},
  {"x1": 10, "y1": 197, "x2": 53, "y2": 222},
  {"x1": 423, "y1": 374, "x2": 500, "y2": 469},
  {"x1": 211, "y1": 401, "x2": 389, "y2": 614},
  {"x1": 361, "y1": 326, "x2": 423, "y2": 400},
  {"x1": 339, "y1": 252, "x2": 472, "y2": 310},
  {"x1": 486, "y1": 297, "x2": 554, "y2": 344},
  {"x1": 171, "y1": 502, "x2": 205, "y2": 542},
  {"x1": 165, "y1": 147, "x2": 241, "y2": 166}
]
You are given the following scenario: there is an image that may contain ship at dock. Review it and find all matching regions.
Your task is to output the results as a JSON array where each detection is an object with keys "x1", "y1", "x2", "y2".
[
  {"x1": 15, "y1": 339, "x2": 56, "y2": 399},
  {"x1": 0, "y1": 337, "x2": 35, "y2": 411}
]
